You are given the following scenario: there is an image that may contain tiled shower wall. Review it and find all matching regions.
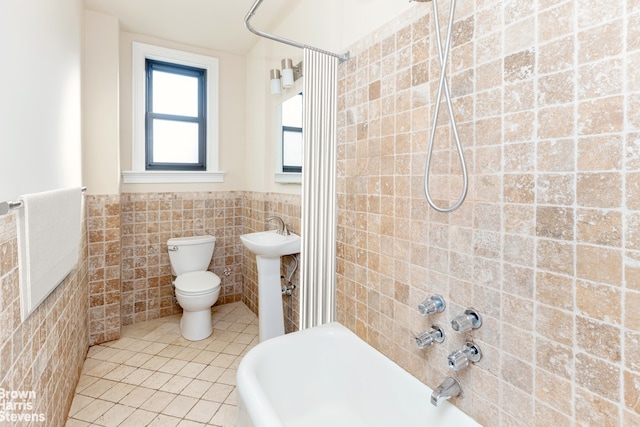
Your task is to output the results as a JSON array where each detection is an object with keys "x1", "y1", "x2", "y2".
[
  {"x1": 86, "y1": 191, "x2": 301, "y2": 343},
  {"x1": 336, "y1": 2, "x2": 639, "y2": 426},
  {"x1": 0, "y1": 206, "x2": 88, "y2": 426}
]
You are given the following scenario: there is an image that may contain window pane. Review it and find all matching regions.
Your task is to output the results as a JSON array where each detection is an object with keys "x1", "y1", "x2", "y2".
[
  {"x1": 152, "y1": 71, "x2": 199, "y2": 116},
  {"x1": 282, "y1": 93, "x2": 302, "y2": 128},
  {"x1": 152, "y1": 119, "x2": 200, "y2": 163},
  {"x1": 283, "y1": 130, "x2": 302, "y2": 168}
]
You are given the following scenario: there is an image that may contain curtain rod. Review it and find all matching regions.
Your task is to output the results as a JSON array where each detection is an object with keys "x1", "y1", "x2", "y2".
[{"x1": 244, "y1": 0, "x2": 350, "y2": 63}]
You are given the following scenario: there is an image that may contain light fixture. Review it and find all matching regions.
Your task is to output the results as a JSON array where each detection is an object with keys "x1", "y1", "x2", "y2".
[
  {"x1": 269, "y1": 58, "x2": 303, "y2": 95},
  {"x1": 281, "y1": 58, "x2": 295, "y2": 88},
  {"x1": 270, "y1": 69, "x2": 282, "y2": 95}
]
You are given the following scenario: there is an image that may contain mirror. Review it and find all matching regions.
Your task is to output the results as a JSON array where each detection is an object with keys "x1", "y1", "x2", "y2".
[{"x1": 275, "y1": 92, "x2": 302, "y2": 184}]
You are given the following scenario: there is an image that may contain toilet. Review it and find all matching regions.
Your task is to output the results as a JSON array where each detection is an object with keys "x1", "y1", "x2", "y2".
[{"x1": 167, "y1": 235, "x2": 221, "y2": 341}]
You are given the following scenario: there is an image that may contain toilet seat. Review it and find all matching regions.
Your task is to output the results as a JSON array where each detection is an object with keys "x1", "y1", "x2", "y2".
[{"x1": 174, "y1": 271, "x2": 221, "y2": 296}]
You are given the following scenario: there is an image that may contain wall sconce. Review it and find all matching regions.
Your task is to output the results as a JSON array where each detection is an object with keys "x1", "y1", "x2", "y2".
[
  {"x1": 269, "y1": 58, "x2": 303, "y2": 95},
  {"x1": 270, "y1": 69, "x2": 282, "y2": 95}
]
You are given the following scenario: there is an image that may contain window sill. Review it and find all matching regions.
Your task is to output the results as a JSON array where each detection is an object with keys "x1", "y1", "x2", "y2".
[
  {"x1": 122, "y1": 170, "x2": 226, "y2": 184},
  {"x1": 275, "y1": 173, "x2": 302, "y2": 184}
]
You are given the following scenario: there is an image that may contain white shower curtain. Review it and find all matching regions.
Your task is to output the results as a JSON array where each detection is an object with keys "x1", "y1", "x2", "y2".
[{"x1": 299, "y1": 48, "x2": 338, "y2": 330}]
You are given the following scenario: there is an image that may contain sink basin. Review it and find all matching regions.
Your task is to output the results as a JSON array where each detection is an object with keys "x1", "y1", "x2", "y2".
[{"x1": 240, "y1": 230, "x2": 301, "y2": 258}]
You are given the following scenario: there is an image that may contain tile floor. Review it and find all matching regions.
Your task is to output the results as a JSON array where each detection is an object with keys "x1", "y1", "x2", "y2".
[{"x1": 66, "y1": 302, "x2": 258, "y2": 427}]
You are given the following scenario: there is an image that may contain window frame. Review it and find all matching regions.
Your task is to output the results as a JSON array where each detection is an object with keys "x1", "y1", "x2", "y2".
[
  {"x1": 123, "y1": 42, "x2": 224, "y2": 184},
  {"x1": 145, "y1": 59, "x2": 207, "y2": 171}
]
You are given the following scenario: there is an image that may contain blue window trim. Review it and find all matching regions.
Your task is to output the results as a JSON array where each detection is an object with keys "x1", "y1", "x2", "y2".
[{"x1": 145, "y1": 59, "x2": 207, "y2": 171}]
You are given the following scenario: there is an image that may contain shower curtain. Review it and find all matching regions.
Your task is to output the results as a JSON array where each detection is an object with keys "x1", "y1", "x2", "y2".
[{"x1": 299, "y1": 48, "x2": 338, "y2": 329}]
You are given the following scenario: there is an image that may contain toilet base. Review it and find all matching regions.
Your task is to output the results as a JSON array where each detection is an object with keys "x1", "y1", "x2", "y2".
[{"x1": 180, "y1": 309, "x2": 213, "y2": 341}]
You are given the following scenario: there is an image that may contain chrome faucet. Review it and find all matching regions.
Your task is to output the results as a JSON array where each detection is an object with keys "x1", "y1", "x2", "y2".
[
  {"x1": 431, "y1": 377, "x2": 462, "y2": 407},
  {"x1": 266, "y1": 216, "x2": 289, "y2": 235}
]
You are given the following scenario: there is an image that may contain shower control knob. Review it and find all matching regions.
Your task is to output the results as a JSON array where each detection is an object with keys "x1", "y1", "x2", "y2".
[
  {"x1": 414, "y1": 325, "x2": 445, "y2": 349},
  {"x1": 448, "y1": 342, "x2": 482, "y2": 371},
  {"x1": 451, "y1": 308, "x2": 482, "y2": 332},
  {"x1": 418, "y1": 295, "x2": 446, "y2": 316}
]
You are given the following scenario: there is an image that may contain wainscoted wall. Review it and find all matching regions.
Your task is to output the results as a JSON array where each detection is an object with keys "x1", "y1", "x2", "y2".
[
  {"x1": 242, "y1": 192, "x2": 302, "y2": 334},
  {"x1": 120, "y1": 192, "x2": 245, "y2": 326},
  {"x1": 336, "y1": 3, "x2": 640, "y2": 426},
  {"x1": 87, "y1": 194, "x2": 121, "y2": 345},
  {"x1": 0, "y1": 207, "x2": 88, "y2": 426},
  {"x1": 85, "y1": 191, "x2": 301, "y2": 343}
]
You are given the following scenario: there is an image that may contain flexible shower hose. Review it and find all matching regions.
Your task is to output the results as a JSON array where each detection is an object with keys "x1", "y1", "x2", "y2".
[{"x1": 423, "y1": 0, "x2": 468, "y2": 213}]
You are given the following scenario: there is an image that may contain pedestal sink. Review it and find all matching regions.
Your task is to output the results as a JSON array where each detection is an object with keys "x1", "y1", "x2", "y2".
[{"x1": 240, "y1": 230, "x2": 301, "y2": 342}]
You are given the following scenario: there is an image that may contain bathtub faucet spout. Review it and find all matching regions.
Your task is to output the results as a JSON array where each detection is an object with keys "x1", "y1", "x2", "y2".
[{"x1": 431, "y1": 377, "x2": 461, "y2": 407}]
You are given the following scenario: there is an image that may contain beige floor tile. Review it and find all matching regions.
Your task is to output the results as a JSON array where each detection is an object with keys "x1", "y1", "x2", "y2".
[
  {"x1": 196, "y1": 365, "x2": 225, "y2": 382},
  {"x1": 83, "y1": 360, "x2": 120, "y2": 378},
  {"x1": 184, "y1": 399, "x2": 220, "y2": 423},
  {"x1": 216, "y1": 369, "x2": 237, "y2": 386},
  {"x1": 72, "y1": 399, "x2": 114, "y2": 423},
  {"x1": 119, "y1": 386, "x2": 155, "y2": 407},
  {"x1": 67, "y1": 302, "x2": 258, "y2": 427},
  {"x1": 122, "y1": 351, "x2": 154, "y2": 367},
  {"x1": 140, "y1": 371, "x2": 173, "y2": 389},
  {"x1": 177, "y1": 362, "x2": 206, "y2": 378},
  {"x1": 148, "y1": 413, "x2": 181, "y2": 427},
  {"x1": 158, "y1": 358, "x2": 188, "y2": 375},
  {"x1": 79, "y1": 378, "x2": 118, "y2": 398},
  {"x1": 65, "y1": 419, "x2": 91, "y2": 427},
  {"x1": 181, "y1": 379, "x2": 213, "y2": 399},
  {"x1": 209, "y1": 403, "x2": 237, "y2": 427},
  {"x1": 201, "y1": 383, "x2": 233, "y2": 403},
  {"x1": 191, "y1": 350, "x2": 219, "y2": 364},
  {"x1": 159, "y1": 375, "x2": 192, "y2": 394},
  {"x1": 140, "y1": 390, "x2": 177, "y2": 413},
  {"x1": 68, "y1": 395, "x2": 95, "y2": 417},
  {"x1": 94, "y1": 403, "x2": 136, "y2": 427},
  {"x1": 211, "y1": 354, "x2": 236, "y2": 369},
  {"x1": 161, "y1": 394, "x2": 198, "y2": 418},
  {"x1": 100, "y1": 382, "x2": 136, "y2": 403},
  {"x1": 103, "y1": 364, "x2": 137, "y2": 381},
  {"x1": 122, "y1": 367, "x2": 155, "y2": 385},
  {"x1": 141, "y1": 354, "x2": 173, "y2": 371},
  {"x1": 140, "y1": 342, "x2": 170, "y2": 355},
  {"x1": 118, "y1": 408, "x2": 157, "y2": 426}
]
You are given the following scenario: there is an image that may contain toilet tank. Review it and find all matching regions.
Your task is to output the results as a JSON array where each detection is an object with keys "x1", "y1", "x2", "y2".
[{"x1": 167, "y1": 235, "x2": 216, "y2": 276}]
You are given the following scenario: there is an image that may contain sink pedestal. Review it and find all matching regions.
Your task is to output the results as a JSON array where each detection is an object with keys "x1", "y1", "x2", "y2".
[
  {"x1": 256, "y1": 255, "x2": 285, "y2": 342},
  {"x1": 240, "y1": 230, "x2": 300, "y2": 342}
]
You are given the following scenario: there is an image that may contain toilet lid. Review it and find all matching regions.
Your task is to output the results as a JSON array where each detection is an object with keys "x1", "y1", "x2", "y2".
[{"x1": 174, "y1": 271, "x2": 221, "y2": 294}]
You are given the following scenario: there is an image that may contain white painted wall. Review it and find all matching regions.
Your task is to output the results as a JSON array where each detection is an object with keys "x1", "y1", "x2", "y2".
[
  {"x1": 118, "y1": 33, "x2": 247, "y2": 193},
  {"x1": 83, "y1": 11, "x2": 121, "y2": 195},
  {"x1": 244, "y1": 0, "x2": 413, "y2": 194},
  {"x1": 0, "y1": 0, "x2": 83, "y2": 202}
]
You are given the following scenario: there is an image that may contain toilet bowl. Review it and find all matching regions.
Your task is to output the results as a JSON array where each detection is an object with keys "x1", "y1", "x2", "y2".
[{"x1": 167, "y1": 235, "x2": 221, "y2": 341}]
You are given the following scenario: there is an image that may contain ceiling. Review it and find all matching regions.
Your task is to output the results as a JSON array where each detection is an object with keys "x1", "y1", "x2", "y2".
[{"x1": 83, "y1": 0, "x2": 299, "y2": 55}]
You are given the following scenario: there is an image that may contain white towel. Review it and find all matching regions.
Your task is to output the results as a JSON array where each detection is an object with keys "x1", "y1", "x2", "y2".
[{"x1": 17, "y1": 187, "x2": 82, "y2": 321}]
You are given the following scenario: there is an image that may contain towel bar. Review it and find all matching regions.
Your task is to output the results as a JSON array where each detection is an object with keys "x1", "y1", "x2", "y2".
[{"x1": 0, "y1": 187, "x2": 86, "y2": 216}]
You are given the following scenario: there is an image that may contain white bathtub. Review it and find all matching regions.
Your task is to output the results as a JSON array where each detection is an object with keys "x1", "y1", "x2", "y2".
[{"x1": 236, "y1": 322, "x2": 481, "y2": 427}]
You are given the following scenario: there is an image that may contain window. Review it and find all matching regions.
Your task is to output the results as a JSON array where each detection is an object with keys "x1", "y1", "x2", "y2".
[
  {"x1": 123, "y1": 42, "x2": 224, "y2": 183},
  {"x1": 145, "y1": 59, "x2": 206, "y2": 171}
]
